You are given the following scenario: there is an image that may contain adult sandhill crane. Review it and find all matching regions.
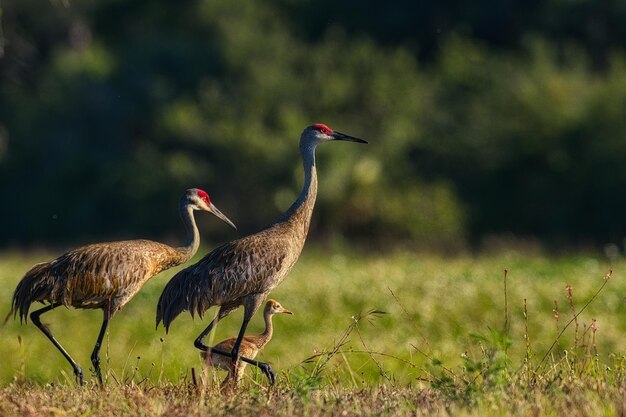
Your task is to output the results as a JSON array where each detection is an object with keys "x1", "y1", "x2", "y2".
[
  {"x1": 8, "y1": 188, "x2": 236, "y2": 385},
  {"x1": 202, "y1": 299, "x2": 292, "y2": 391},
  {"x1": 156, "y1": 123, "x2": 367, "y2": 384}
]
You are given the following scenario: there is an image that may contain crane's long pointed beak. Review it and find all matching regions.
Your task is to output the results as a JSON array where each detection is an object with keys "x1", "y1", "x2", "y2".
[
  {"x1": 332, "y1": 131, "x2": 368, "y2": 144},
  {"x1": 209, "y1": 202, "x2": 237, "y2": 230}
]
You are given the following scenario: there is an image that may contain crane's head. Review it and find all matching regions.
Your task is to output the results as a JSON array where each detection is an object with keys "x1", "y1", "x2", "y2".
[
  {"x1": 183, "y1": 188, "x2": 237, "y2": 229},
  {"x1": 300, "y1": 123, "x2": 368, "y2": 150},
  {"x1": 265, "y1": 299, "x2": 293, "y2": 316}
]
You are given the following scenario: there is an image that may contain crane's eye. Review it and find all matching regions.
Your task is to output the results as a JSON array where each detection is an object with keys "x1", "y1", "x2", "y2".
[
  {"x1": 196, "y1": 190, "x2": 210, "y2": 205},
  {"x1": 312, "y1": 123, "x2": 332, "y2": 135}
]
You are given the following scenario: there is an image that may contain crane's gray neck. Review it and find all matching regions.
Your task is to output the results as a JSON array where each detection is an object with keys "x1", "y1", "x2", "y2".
[
  {"x1": 177, "y1": 203, "x2": 200, "y2": 263},
  {"x1": 298, "y1": 140, "x2": 317, "y2": 207},
  {"x1": 278, "y1": 141, "x2": 318, "y2": 222}
]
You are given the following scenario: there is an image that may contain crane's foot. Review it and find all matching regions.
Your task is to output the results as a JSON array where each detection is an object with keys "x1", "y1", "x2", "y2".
[
  {"x1": 91, "y1": 367, "x2": 103, "y2": 386},
  {"x1": 74, "y1": 366, "x2": 85, "y2": 386},
  {"x1": 258, "y1": 362, "x2": 275, "y2": 385},
  {"x1": 91, "y1": 357, "x2": 104, "y2": 385}
]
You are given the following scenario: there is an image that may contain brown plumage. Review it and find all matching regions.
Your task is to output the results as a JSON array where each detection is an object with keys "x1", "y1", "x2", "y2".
[
  {"x1": 8, "y1": 188, "x2": 235, "y2": 385},
  {"x1": 156, "y1": 124, "x2": 367, "y2": 384},
  {"x1": 202, "y1": 299, "x2": 292, "y2": 391}
]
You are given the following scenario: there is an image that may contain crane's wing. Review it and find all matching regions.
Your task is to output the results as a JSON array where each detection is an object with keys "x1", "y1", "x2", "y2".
[
  {"x1": 11, "y1": 240, "x2": 177, "y2": 322},
  {"x1": 156, "y1": 232, "x2": 291, "y2": 331}
]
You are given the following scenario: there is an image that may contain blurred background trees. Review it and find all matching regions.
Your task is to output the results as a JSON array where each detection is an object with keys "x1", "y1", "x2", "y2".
[{"x1": 1, "y1": 0, "x2": 626, "y2": 249}]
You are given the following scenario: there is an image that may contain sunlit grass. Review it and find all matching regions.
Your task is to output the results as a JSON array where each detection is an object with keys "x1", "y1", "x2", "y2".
[{"x1": 1, "y1": 247, "x2": 625, "y2": 415}]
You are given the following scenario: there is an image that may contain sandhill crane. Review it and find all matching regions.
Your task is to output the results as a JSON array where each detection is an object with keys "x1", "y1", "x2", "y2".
[
  {"x1": 156, "y1": 124, "x2": 367, "y2": 383},
  {"x1": 8, "y1": 188, "x2": 235, "y2": 385},
  {"x1": 202, "y1": 299, "x2": 292, "y2": 391}
]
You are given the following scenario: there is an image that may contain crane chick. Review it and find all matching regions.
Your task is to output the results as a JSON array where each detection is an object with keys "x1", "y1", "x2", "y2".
[{"x1": 202, "y1": 299, "x2": 292, "y2": 391}]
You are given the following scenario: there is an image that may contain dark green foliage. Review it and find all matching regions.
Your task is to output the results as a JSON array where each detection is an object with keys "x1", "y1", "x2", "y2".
[{"x1": 1, "y1": 0, "x2": 626, "y2": 247}]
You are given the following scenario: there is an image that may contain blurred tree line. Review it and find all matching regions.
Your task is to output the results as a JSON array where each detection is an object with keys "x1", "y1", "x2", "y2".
[{"x1": 1, "y1": 0, "x2": 626, "y2": 249}]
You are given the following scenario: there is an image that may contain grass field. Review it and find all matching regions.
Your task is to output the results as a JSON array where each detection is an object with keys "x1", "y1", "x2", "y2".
[{"x1": 0, "y1": 247, "x2": 625, "y2": 416}]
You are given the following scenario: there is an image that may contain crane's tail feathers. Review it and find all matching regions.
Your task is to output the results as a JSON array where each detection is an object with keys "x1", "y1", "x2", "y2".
[
  {"x1": 156, "y1": 267, "x2": 213, "y2": 332},
  {"x1": 155, "y1": 281, "x2": 186, "y2": 333},
  {"x1": 11, "y1": 275, "x2": 33, "y2": 324},
  {"x1": 9, "y1": 262, "x2": 55, "y2": 324}
]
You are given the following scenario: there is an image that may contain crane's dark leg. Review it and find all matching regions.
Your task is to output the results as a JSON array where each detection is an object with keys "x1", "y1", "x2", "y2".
[
  {"x1": 194, "y1": 315, "x2": 222, "y2": 351},
  {"x1": 229, "y1": 295, "x2": 275, "y2": 384},
  {"x1": 205, "y1": 347, "x2": 276, "y2": 385},
  {"x1": 194, "y1": 301, "x2": 275, "y2": 384},
  {"x1": 231, "y1": 295, "x2": 264, "y2": 364},
  {"x1": 194, "y1": 304, "x2": 238, "y2": 350},
  {"x1": 30, "y1": 303, "x2": 84, "y2": 385},
  {"x1": 90, "y1": 310, "x2": 110, "y2": 385}
]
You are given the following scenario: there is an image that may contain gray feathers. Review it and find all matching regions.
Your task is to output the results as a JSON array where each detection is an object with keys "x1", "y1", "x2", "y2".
[
  {"x1": 10, "y1": 240, "x2": 187, "y2": 322},
  {"x1": 156, "y1": 229, "x2": 296, "y2": 331},
  {"x1": 156, "y1": 168, "x2": 318, "y2": 331}
]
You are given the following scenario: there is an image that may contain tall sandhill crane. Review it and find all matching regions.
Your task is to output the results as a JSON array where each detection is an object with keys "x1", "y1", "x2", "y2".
[
  {"x1": 202, "y1": 299, "x2": 292, "y2": 392},
  {"x1": 156, "y1": 124, "x2": 367, "y2": 383},
  {"x1": 8, "y1": 188, "x2": 236, "y2": 385}
]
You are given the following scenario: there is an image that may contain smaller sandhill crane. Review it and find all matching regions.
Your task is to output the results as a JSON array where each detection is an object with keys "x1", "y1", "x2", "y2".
[
  {"x1": 7, "y1": 189, "x2": 235, "y2": 385},
  {"x1": 202, "y1": 299, "x2": 292, "y2": 391}
]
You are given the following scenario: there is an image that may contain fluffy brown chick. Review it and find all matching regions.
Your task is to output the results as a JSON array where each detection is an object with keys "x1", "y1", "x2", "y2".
[{"x1": 202, "y1": 299, "x2": 292, "y2": 390}]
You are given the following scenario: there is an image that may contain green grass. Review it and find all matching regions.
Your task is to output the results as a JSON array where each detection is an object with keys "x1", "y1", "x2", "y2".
[{"x1": 1, "y1": 247, "x2": 625, "y2": 416}]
